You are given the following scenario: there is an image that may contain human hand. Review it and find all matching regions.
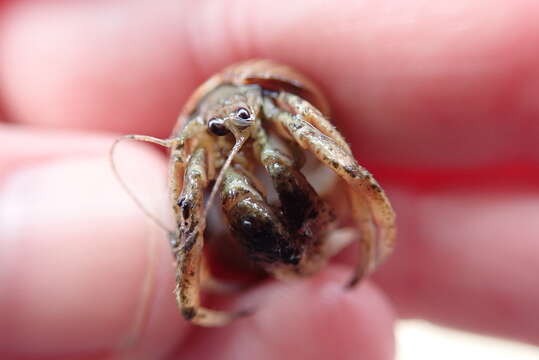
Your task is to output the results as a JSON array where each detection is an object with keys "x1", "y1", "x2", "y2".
[{"x1": 1, "y1": 1, "x2": 538, "y2": 359}]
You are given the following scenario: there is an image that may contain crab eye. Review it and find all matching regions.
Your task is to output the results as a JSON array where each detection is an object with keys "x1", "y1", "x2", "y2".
[
  {"x1": 237, "y1": 107, "x2": 251, "y2": 120},
  {"x1": 235, "y1": 107, "x2": 252, "y2": 125},
  {"x1": 208, "y1": 118, "x2": 229, "y2": 136}
]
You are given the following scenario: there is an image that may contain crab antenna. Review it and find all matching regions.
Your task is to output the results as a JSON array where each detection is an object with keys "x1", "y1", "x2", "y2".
[
  {"x1": 203, "y1": 134, "x2": 248, "y2": 219},
  {"x1": 109, "y1": 134, "x2": 175, "y2": 233}
]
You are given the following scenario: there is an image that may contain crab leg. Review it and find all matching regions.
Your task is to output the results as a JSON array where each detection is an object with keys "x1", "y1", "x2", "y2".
[
  {"x1": 266, "y1": 97, "x2": 396, "y2": 286},
  {"x1": 220, "y1": 166, "x2": 304, "y2": 275},
  {"x1": 170, "y1": 147, "x2": 244, "y2": 326},
  {"x1": 273, "y1": 92, "x2": 353, "y2": 155},
  {"x1": 253, "y1": 126, "x2": 338, "y2": 275}
]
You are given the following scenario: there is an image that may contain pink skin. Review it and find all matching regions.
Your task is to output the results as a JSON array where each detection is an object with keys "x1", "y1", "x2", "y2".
[{"x1": 1, "y1": 0, "x2": 538, "y2": 358}]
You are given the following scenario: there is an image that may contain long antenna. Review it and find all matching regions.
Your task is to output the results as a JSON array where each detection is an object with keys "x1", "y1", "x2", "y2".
[
  {"x1": 202, "y1": 134, "x2": 248, "y2": 219},
  {"x1": 109, "y1": 134, "x2": 175, "y2": 233}
]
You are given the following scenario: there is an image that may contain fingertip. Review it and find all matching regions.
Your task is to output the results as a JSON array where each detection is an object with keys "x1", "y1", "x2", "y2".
[
  {"x1": 181, "y1": 267, "x2": 395, "y2": 360},
  {"x1": 0, "y1": 131, "x2": 188, "y2": 358},
  {"x1": 4, "y1": 0, "x2": 538, "y2": 168}
]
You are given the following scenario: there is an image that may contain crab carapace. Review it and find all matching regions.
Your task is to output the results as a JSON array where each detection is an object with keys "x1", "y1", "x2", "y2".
[{"x1": 111, "y1": 60, "x2": 396, "y2": 326}]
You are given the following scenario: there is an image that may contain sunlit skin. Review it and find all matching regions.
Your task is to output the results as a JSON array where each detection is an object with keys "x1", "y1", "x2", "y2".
[{"x1": 1, "y1": 0, "x2": 539, "y2": 359}]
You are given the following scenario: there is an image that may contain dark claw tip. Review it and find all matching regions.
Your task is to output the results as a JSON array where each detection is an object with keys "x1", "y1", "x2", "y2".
[
  {"x1": 181, "y1": 306, "x2": 197, "y2": 321},
  {"x1": 345, "y1": 274, "x2": 361, "y2": 289},
  {"x1": 235, "y1": 307, "x2": 256, "y2": 319}
]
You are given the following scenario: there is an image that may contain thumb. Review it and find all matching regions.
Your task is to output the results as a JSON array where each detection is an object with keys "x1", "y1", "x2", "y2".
[{"x1": 0, "y1": 125, "x2": 186, "y2": 359}]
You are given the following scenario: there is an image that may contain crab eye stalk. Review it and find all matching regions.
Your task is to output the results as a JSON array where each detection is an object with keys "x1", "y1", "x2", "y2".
[
  {"x1": 235, "y1": 107, "x2": 253, "y2": 126},
  {"x1": 208, "y1": 118, "x2": 230, "y2": 136}
]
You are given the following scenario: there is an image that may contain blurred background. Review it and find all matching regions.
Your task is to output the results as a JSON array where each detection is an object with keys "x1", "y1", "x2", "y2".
[{"x1": 396, "y1": 321, "x2": 539, "y2": 360}]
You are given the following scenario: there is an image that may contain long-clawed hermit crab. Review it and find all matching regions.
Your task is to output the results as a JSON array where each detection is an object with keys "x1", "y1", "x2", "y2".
[{"x1": 111, "y1": 60, "x2": 396, "y2": 327}]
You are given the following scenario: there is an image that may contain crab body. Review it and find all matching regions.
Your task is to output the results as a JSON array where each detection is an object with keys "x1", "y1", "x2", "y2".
[{"x1": 115, "y1": 60, "x2": 396, "y2": 326}]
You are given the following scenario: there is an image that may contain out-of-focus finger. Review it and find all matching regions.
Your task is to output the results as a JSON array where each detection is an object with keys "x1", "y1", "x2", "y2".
[
  {"x1": 1, "y1": 0, "x2": 538, "y2": 168},
  {"x1": 344, "y1": 187, "x2": 539, "y2": 345},
  {"x1": 180, "y1": 267, "x2": 395, "y2": 360},
  {"x1": 0, "y1": 125, "x2": 187, "y2": 359}
]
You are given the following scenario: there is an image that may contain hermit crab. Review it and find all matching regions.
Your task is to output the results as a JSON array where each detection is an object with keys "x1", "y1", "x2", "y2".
[{"x1": 111, "y1": 60, "x2": 396, "y2": 327}]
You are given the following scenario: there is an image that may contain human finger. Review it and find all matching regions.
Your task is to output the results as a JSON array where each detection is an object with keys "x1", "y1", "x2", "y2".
[
  {"x1": 178, "y1": 268, "x2": 395, "y2": 360},
  {"x1": 0, "y1": 125, "x2": 187, "y2": 359},
  {"x1": 1, "y1": 0, "x2": 538, "y2": 168},
  {"x1": 344, "y1": 187, "x2": 539, "y2": 345}
]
